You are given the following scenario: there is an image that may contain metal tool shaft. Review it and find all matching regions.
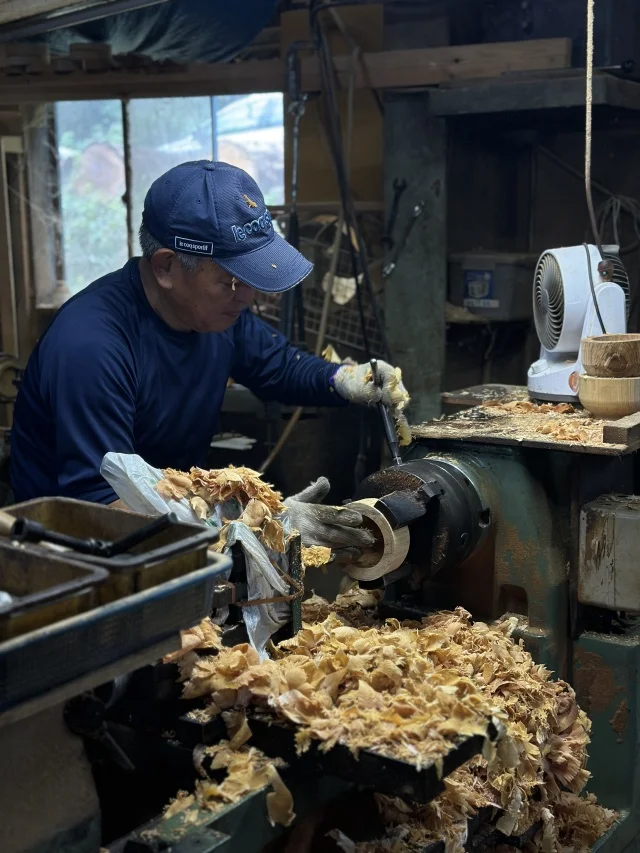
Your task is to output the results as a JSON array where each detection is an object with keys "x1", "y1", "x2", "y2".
[{"x1": 370, "y1": 359, "x2": 402, "y2": 466}]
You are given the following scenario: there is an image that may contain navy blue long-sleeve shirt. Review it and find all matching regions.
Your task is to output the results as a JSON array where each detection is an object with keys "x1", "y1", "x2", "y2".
[{"x1": 10, "y1": 258, "x2": 344, "y2": 504}]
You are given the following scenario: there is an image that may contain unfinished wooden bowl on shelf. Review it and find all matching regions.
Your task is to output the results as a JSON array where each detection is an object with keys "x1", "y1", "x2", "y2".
[
  {"x1": 581, "y1": 334, "x2": 640, "y2": 378},
  {"x1": 578, "y1": 374, "x2": 640, "y2": 419}
]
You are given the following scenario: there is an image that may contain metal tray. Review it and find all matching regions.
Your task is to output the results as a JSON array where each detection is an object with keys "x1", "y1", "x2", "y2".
[
  {"x1": 0, "y1": 552, "x2": 231, "y2": 713},
  {"x1": 0, "y1": 543, "x2": 108, "y2": 640},
  {"x1": 176, "y1": 710, "x2": 498, "y2": 805},
  {"x1": 4, "y1": 498, "x2": 217, "y2": 603}
]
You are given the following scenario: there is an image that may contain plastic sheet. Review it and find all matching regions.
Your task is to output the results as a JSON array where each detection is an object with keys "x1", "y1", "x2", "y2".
[
  {"x1": 33, "y1": 0, "x2": 279, "y2": 64},
  {"x1": 101, "y1": 452, "x2": 290, "y2": 656}
]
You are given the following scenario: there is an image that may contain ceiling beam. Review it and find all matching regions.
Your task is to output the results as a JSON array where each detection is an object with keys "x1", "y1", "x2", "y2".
[{"x1": 0, "y1": 38, "x2": 572, "y2": 102}]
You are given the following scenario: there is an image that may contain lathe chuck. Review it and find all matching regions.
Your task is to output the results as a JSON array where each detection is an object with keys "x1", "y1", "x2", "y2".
[{"x1": 352, "y1": 456, "x2": 491, "y2": 580}]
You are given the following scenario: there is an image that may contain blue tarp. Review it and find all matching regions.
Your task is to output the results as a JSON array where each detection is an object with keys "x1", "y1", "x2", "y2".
[{"x1": 36, "y1": 0, "x2": 279, "y2": 64}]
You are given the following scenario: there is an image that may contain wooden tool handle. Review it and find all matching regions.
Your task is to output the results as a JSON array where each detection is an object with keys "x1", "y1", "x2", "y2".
[{"x1": 0, "y1": 510, "x2": 16, "y2": 537}]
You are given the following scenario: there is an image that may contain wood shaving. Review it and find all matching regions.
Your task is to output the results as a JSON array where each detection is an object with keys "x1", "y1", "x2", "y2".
[
  {"x1": 164, "y1": 739, "x2": 294, "y2": 828},
  {"x1": 396, "y1": 413, "x2": 412, "y2": 447},
  {"x1": 199, "y1": 742, "x2": 292, "y2": 821},
  {"x1": 301, "y1": 545, "x2": 332, "y2": 568},
  {"x1": 302, "y1": 588, "x2": 383, "y2": 627},
  {"x1": 173, "y1": 606, "x2": 616, "y2": 852},
  {"x1": 412, "y1": 400, "x2": 612, "y2": 450},
  {"x1": 155, "y1": 465, "x2": 289, "y2": 552}
]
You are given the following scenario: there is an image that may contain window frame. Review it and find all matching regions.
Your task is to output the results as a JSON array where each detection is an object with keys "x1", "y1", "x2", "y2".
[{"x1": 27, "y1": 93, "x2": 285, "y2": 310}]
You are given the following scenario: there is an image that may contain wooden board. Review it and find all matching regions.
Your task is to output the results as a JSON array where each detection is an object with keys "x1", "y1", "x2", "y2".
[
  {"x1": 0, "y1": 39, "x2": 573, "y2": 104},
  {"x1": 411, "y1": 403, "x2": 634, "y2": 456},
  {"x1": 602, "y1": 410, "x2": 640, "y2": 448},
  {"x1": 303, "y1": 38, "x2": 572, "y2": 91},
  {"x1": 427, "y1": 70, "x2": 635, "y2": 117},
  {"x1": 0, "y1": 0, "x2": 83, "y2": 25}
]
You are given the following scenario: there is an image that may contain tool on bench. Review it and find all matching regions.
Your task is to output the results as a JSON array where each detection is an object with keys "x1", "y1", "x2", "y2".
[
  {"x1": 370, "y1": 358, "x2": 402, "y2": 466},
  {"x1": 0, "y1": 509, "x2": 177, "y2": 558}
]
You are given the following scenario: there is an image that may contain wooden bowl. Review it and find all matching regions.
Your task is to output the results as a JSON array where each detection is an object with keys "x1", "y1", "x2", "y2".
[
  {"x1": 581, "y1": 334, "x2": 640, "y2": 378},
  {"x1": 579, "y1": 374, "x2": 640, "y2": 419}
]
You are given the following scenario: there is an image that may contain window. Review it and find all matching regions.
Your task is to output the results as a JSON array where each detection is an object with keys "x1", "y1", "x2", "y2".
[{"x1": 36, "y1": 93, "x2": 285, "y2": 305}]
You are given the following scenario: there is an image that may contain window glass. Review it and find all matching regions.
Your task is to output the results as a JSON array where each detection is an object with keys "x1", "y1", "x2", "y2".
[
  {"x1": 128, "y1": 97, "x2": 214, "y2": 249},
  {"x1": 213, "y1": 93, "x2": 284, "y2": 205},
  {"x1": 55, "y1": 100, "x2": 128, "y2": 295}
]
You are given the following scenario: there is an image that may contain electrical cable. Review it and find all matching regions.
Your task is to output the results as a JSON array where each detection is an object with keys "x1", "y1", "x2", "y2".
[
  {"x1": 310, "y1": 0, "x2": 392, "y2": 362},
  {"x1": 583, "y1": 242, "x2": 607, "y2": 335},
  {"x1": 258, "y1": 35, "x2": 361, "y2": 474},
  {"x1": 538, "y1": 144, "x2": 640, "y2": 323}
]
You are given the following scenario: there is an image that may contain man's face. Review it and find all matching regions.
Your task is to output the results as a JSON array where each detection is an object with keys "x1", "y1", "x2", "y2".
[{"x1": 152, "y1": 252, "x2": 255, "y2": 333}]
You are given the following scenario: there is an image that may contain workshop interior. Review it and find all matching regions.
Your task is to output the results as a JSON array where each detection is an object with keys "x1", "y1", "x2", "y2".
[{"x1": 4, "y1": 0, "x2": 640, "y2": 852}]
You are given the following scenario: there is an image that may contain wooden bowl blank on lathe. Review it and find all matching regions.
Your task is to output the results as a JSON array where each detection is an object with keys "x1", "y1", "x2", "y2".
[
  {"x1": 343, "y1": 498, "x2": 410, "y2": 582},
  {"x1": 578, "y1": 374, "x2": 640, "y2": 419},
  {"x1": 581, "y1": 334, "x2": 640, "y2": 378}
]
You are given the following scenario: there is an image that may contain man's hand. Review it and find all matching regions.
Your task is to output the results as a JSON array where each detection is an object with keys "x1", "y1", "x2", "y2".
[
  {"x1": 333, "y1": 361, "x2": 409, "y2": 412},
  {"x1": 284, "y1": 477, "x2": 374, "y2": 550}
]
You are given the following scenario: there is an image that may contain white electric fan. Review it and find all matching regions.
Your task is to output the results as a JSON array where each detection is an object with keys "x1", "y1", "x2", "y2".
[{"x1": 527, "y1": 244, "x2": 630, "y2": 402}]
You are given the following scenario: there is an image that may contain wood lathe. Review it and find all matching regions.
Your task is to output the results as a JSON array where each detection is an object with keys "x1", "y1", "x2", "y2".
[{"x1": 5, "y1": 391, "x2": 640, "y2": 852}]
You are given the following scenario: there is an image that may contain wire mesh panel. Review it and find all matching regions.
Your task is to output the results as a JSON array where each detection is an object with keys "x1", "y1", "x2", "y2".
[
  {"x1": 257, "y1": 213, "x2": 386, "y2": 357},
  {"x1": 256, "y1": 276, "x2": 384, "y2": 357}
]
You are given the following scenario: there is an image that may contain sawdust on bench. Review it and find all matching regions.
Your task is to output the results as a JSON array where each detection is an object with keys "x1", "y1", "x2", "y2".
[{"x1": 412, "y1": 400, "x2": 607, "y2": 448}]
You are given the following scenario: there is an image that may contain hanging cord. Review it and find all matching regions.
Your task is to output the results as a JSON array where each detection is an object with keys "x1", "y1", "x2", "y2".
[
  {"x1": 584, "y1": 0, "x2": 606, "y2": 335},
  {"x1": 584, "y1": 0, "x2": 601, "y2": 253},
  {"x1": 311, "y1": 1, "x2": 392, "y2": 362}
]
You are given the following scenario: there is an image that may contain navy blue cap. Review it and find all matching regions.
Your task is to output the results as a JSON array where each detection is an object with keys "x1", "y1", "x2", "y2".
[{"x1": 142, "y1": 160, "x2": 313, "y2": 293}]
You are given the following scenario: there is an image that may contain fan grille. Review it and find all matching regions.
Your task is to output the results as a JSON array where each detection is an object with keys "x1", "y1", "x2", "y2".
[
  {"x1": 603, "y1": 251, "x2": 631, "y2": 318},
  {"x1": 533, "y1": 252, "x2": 564, "y2": 351}
]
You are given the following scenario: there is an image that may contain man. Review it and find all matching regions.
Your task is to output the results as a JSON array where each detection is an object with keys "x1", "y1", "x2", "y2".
[{"x1": 10, "y1": 161, "x2": 406, "y2": 549}]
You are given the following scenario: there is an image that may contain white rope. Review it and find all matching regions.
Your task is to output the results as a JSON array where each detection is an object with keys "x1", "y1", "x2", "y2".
[{"x1": 584, "y1": 0, "x2": 601, "y2": 249}]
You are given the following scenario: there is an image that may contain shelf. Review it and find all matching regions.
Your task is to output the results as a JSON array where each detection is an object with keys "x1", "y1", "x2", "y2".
[{"x1": 428, "y1": 70, "x2": 640, "y2": 117}]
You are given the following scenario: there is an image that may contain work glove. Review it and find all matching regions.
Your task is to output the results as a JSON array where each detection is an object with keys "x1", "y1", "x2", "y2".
[
  {"x1": 284, "y1": 477, "x2": 374, "y2": 550},
  {"x1": 333, "y1": 360, "x2": 409, "y2": 412},
  {"x1": 332, "y1": 360, "x2": 412, "y2": 447}
]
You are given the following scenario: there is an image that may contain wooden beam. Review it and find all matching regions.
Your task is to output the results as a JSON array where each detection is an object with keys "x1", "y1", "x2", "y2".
[
  {"x1": 0, "y1": 38, "x2": 572, "y2": 103},
  {"x1": 429, "y1": 71, "x2": 640, "y2": 116},
  {"x1": 603, "y1": 411, "x2": 640, "y2": 448},
  {"x1": 311, "y1": 38, "x2": 572, "y2": 91},
  {"x1": 0, "y1": 0, "x2": 80, "y2": 25}
]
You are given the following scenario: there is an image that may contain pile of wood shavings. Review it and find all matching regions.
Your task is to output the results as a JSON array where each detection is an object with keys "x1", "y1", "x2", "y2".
[
  {"x1": 330, "y1": 785, "x2": 616, "y2": 853},
  {"x1": 163, "y1": 739, "x2": 294, "y2": 828},
  {"x1": 156, "y1": 465, "x2": 289, "y2": 553},
  {"x1": 170, "y1": 613, "x2": 498, "y2": 769},
  {"x1": 483, "y1": 400, "x2": 602, "y2": 443},
  {"x1": 412, "y1": 400, "x2": 606, "y2": 447},
  {"x1": 168, "y1": 601, "x2": 616, "y2": 852}
]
